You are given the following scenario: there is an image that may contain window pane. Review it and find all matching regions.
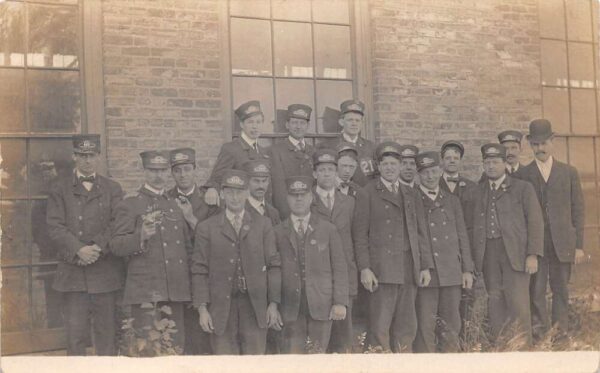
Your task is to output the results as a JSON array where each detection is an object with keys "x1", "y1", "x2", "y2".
[
  {"x1": 0, "y1": 69, "x2": 26, "y2": 132},
  {"x1": 316, "y1": 80, "x2": 352, "y2": 133},
  {"x1": 272, "y1": 0, "x2": 311, "y2": 21},
  {"x1": 31, "y1": 199, "x2": 60, "y2": 263},
  {"x1": 1, "y1": 268, "x2": 31, "y2": 333},
  {"x1": 565, "y1": 0, "x2": 593, "y2": 42},
  {"x1": 32, "y1": 265, "x2": 63, "y2": 330},
  {"x1": 232, "y1": 77, "x2": 275, "y2": 133},
  {"x1": 569, "y1": 138, "x2": 598, "y2": 225},
  {"x1": 552, "y1": 136, "x2": 568, "y2": 162},
  {"x1": 231, "y1": 18, "x2": 272, "y2": 76},
  {"x1": 273, "y1": 21, "x2": 313, "y2": 78},
  {"x1": 0, "y1": 1, "x2": 25, "y2": 67},
  {"x1": 542, "y1": 87, "x2": 570, "y2": 133},
  {"x1": 28, "y1": 69, "x2": 81, "y2": 133},
  {"x1": 1, "y1": 200, "x2": 30, "y2": 266},
  {"x1": 540, "y1": 39, "x2": 568, "y2": 87},
  {"x1": 230, "y1": 0, "x2": 270, "y2": 19},
  {"x1": 0, "y1": 140, "x2": 27, "y2": 198},
  {"x1": 28, "y1": 4, "x2": 79, "y2": 68},
  {"x1": 275, "y1": 78, "x2": 315, "y2": 133},
  {"x1": 314, "y1": 24, "x2": 351, "y2": 79},
  {"x1": 312, "y1": 0, "x2": 350, "y2": 24},
  {"x1": 568, "y1": 42, "x2": 595, "y2": 88},
  {"x1": 29, "y1": 138, "x2": 74, "y2": 196},
  {"x1": 570, "y1": 89, "x2": 597, "y2": 134},
  {"x1": 539, "y1": 0, "x2": 566, "y2": 39}
]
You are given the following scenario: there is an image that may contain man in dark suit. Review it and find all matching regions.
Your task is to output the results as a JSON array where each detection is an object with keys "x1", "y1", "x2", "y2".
[
  {"x1": 270, "y1": 104, "x2": 314, "y2": 218},
  {"x1": 520, "y1": 119, "x2": 585, "y2": 340},
  {"x1": 191, "y1": 169, "x2": 282, "y2": 355},
  {"x1": 274, "y1": 176, "x2": 349, "y2": 354},
  {"x1": 472, "y1": 144, "x2": 544, "y2": 346},
  {"x1": 479, "y1": 130, "x2": 526, "y2": 183},
  {"x1": 413, "y1": 151, "x2": 474, "y2": 353},
  {"x1": 46, "y1": 134, "x2": 125, "y2": 355},
  {"x1": 202, "y1": 100, "x2": 270, "y2": 207},
  {"x1": 167, "y1": 147, "x2": 218, "y2": 355},
  {"x1": 310, "y1": 148, "x2": 358, "y2": 353},
  {"x1": 319, "y1": 99, "x2": 377, "y2": 187},
  {"x1": 398, "y1": 145, "x2": 419, "y2": 189},
  {"x1": 335, "y1": 142, "x2": 362, "y2": 198},
  {"x1": 353, "y1": 141, "x2": 433, "y2": 352},
  {"x1": 244, "y1": 159, "x2": 281, "y2": 226},
  {"x1": 111, "y1": 150, "x2": 192, "y2": 352}
]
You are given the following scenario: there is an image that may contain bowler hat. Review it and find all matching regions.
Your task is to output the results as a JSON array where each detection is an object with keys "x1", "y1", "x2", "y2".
[{"x1": 527, "y1": 119, "x2": 554, "y2": 142}]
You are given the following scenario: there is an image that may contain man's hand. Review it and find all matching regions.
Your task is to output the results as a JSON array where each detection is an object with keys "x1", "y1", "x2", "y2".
[
  {"x1": 575, "y1": 249, "x2": 586, "y2": 265},
  {"x1": 361, "y1": 268, "x2": 378, "y2": 292},
  {"x1": 419, "y1": 269, "x2": 431, "y2": 287},
  {"x1": 266, "y1": 302, "x2": 283, "y2": 331},
  {"x1": 204, "y1": 188, "x2": 220, "y2": 206},
  {"x1": 525, "y1": 254, "x2": 538, "y2": 274},
  {"x1": 77, "y1": 245, "x2": 101, "y2": 265},
  {"x1": 175, "y1": 197, "x2": 198, "y2": 228},
  {"x1": 462, "y1": 272, "x2": 474, "y2": 289},
  {"x1": 141, "y1": 219, "x2": 157, "y2": 242},
  {"x1": 329, "y1": 304, "x2": 347, "y2": 321},
  {"x1": 198, "y1": 306, "x2": 214, "y2": 333}
]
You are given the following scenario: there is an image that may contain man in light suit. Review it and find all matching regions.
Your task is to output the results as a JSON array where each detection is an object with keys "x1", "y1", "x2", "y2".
[
  {"x1": 310, "y1": 148, "x2": 358, "y2": 353},
  {"x1": 472, "y1": 143, "x2": 544, "y2": 347},
  {"x1": 274, "y1": 176, "x2": 349, "y2": 354},
  {"x1": 520, "y1": 119, "x2": 585, "y2": 341}
]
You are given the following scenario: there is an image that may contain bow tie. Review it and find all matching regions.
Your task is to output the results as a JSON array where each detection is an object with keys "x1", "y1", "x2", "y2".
[
  {"x1": 339, "y1": 182, "x2": 349, "y2": 188},
  {"x1": 446, "y1": 176, "x2": 459, "y2": 183},
  {"x1": 178, "y1": 192, "x2": 190, "y2": 200},
  {"x1": 427, "y1": 190, "x2": 437, "y2": 195},
  {"x1": 79, "y1": 175, "x2": 95, "y2": 183}
]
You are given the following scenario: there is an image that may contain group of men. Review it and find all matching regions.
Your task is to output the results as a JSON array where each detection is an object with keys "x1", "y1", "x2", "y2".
[{"x1": 46, "y1": 98, "x2": 585, "y2": 356}]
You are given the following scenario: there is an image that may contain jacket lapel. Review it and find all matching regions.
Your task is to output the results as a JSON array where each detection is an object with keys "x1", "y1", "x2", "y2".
[
  {"x1": 376, "y1": 179, "x2": 403, "y2": 208},
  {"x1": 545, "y1": 159, "x2": 561, "y2": 188},
  {"x1": 220, "y1": 213, "x2": 238, "y2": 242},
  {"x1": 238, "y1": 211, "x2": 252, "y2": 241},
  {"x1": 331, "y1": 191, "x2": 347, "y2": 221},
  {"x1": 287, "y1": 218, "x2": 299, "y2": 255},
  {"x1": 494, "y1": 175, "x2": 512, "y2": 201},
  {"x1": 311, "y1": 190, "x2": 332, "y2": 217}
]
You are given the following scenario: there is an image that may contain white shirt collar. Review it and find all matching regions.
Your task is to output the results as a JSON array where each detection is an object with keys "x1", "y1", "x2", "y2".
[
  {"x1": 443, "y1": 172, "x2": 459, "y2": 182},
  {"x1": 290, "y1": 212, "x2": 310, "y2": 232},
  {"x1": 399, "y1": 178, "x2": 414, "y2": 188},
  {"x1": 76, "y1": 170, "x2": 96, "y2": 179},
  {"x1": 507, "y1": 163, "x2": 520, "y2": 172},
  {"x1": 247, "y1": 195, "x2": 265, "y2": 213},
  {"x1": 380, "y1": 177, "x2": 399, "y2": 193},
  {"x1": 241, "y1": 131, "x2": 257, "y2": 148},
  {"x1": 342, "y1": 132, "x2": 359, "y2": 144},
  {"x1": 225, "y1": 208, "x2": 245, "y2": 222},
  {"x1": 488, "y1": 173, "x2": 507, "y2": 190},
  {"x1": 288, "y1": 136, "x2": 305, "y2": 149},
  {"x1": 177, "y1": 185, "x2": 196, "y2": 196},
  {"x1": 316, "y1": 185, "x2": 335, "y2": 204},
  {"x1": 535, "y1": 156, "x2": 553, "y2": 170},
  {"x1": 144, "y1": 183, "x2": 165, "y2": 196},
  {"x1": 420, "y1": 184, "x2": 439, "y2": 200}
]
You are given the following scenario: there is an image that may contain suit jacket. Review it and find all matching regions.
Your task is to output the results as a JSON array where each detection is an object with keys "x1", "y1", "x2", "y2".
[
  {"x1": 274, "y1": 215, "x2": 349, "y2": 322},
  {"x1": 519, "y1": 159, "x2": 585, "y2": 262},
  {"x1": 270, "y1": 137, "x2": 314, "y2": 218},
  {"x1": 472, "y1": 176, "x2": 544, "y2": 272},
  {"x1": 46, "y1": 173, "x2": 125, "y2": 293},
  {"x1": 440, "y1": 175, "x2": 478, "y2": 238},
  {"x1": 245, "y1": 199, "x2": 281, "y2": 227},
  {"x1": 352, "y1": 179, "x2": 434, "y2": 285},
  {"x1": 418, "y1": 188, "x2": 474, "y2": 287},
  {"x1": 191, "y1": 210, "x2": 281, "y2": 335},
  {"x1": 205, "y1": 137, "x2": 269, "y2": 188},
  {"x1": 311, "y1": 189, "x2": 358, "y2": 296},
  {"x1": 319, "y1": 135, "x2": 377, "y2": 187},
  {"x1": 110, "y1": 186, "x2": 192, "y2": 305}
]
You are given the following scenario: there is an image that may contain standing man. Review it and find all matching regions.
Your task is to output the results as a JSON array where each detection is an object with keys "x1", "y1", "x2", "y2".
[
  {"x1": 111, "y1": 150, "x2": 192, "y2": 352},
  {"x1": 270, "y1": 104, "x2": 314, "y2": 218},
  {"x1": 167, "y1": 147, "x2": 218, "y2": 355},
  {"x1": 203, "y1": 100, "x2": 270, "y2": 206},
  {"x1": 398, "y1": 145, "x2": 419, "y2": 188},
  {"x1": 480, "y1": 131, "x2": 526, "y2": 183},
  {"x1": 191, "y1": 169, "x2": 282, "y2": 355},
  {"x1": 413, "y1": 151, "x2": 474, "y2": 353},
  {"x1": 353, "y1": 141, "x2": 433, "y2": 352},
  {"x1": 472, "y1": 144, "x2": 543, "y2": 346},
  {"x1": 520, "y1": 119, "x2": 585, "y2": 341},
  {"x1": 46, "y1": 134, "x2": 124, "y2": 355},
  {"x1": 335, "y1": 142, "x2": 361, "y2": 198},
  {"x1": 320, "y1": 99, "x2": 377, "y2": 187},
  {"x1": 310, "y1": 149, "x2": 358, "y2": 353},
  {"x1": 274, "y1": 176, "x2": 349, "y2": 354},
  {"x1": 244, "y1": 159, "x2": 281, "y2": 226}
]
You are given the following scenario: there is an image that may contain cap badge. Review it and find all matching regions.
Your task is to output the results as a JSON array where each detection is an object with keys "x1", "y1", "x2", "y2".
[
  {"x1": 293, "y1": 109, "x2": 307, "y2": 117},
  {"x1": 422, "y1": 157, "x2": 434, "y2": 166},
  {"x1": 487, "y1": 147, "x2": 500, "y2": 155},
  {"x1": 381, "y1": 146, "x2": 396, "y2": 154},
  {"x1": 151, "y1": 155, "x2": 168, "y2": 164},
  {"x1": 291, "y1": 181, "x2": 307, "y2": 189},
  {"x1": 319, "y1": 154, "x2": 335, "y2": 162},
  {"x1": 347, "y1": 103, "x2": 361, "y2": 111},
  {"x1": 227, "y1": 175, "x2": 245, "y2": 186},
  {"x1": 174, "y1": 153, "x2": 189, "y2": 161},
  {"x1": 254, "y1": 164, "x2": 269, "y2": 173},
  {"x1": 402, "y1": 149, "x2": 415, "y2": 156},
  {"x1": 246, "y1": 105, "x2": 259, "y2": 114}
]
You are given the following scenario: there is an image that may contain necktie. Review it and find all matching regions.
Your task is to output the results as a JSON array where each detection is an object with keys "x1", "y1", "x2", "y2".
[
  {"x1": 297, "y1": 218, "x2": 305, "y2": 236},
  {"x1": 326, "y1": 193, "x2": 333, "y2": 210},
  {"x1": 339, "y1": 181, "x2": 349, "y2": 188},
  {"x1": 298, "y1": 142, "x2": 305, "y2": 151},
  {"x1": 233, "y1": 214, "x2": 242, "y2": 234},
  {"x1": 446, "y1": 176, "x2": 459, "y2": 183},
  {"x1": 511, "y1": 166, "x2": 516, "y2": 174},
  {"x1": 253, "y1": 143, "x2": 259, "y2": 153},
  {"x1": 79, "y1": 175, "x2": 95, "y2": 184},
  {"x1": 391, "y1": 183, "x2": 398, "y2": 194},
  {"x1": 491, "y1": 182, "x2": 496, "y2": 191},
  {"x1": 259, "y1": 202, "x2": 265, "y2": 215}
]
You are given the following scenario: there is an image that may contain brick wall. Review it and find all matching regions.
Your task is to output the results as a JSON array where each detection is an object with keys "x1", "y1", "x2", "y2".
[
  {"x1": 369, "y1": 0, "x2": 542, "y2": 179},
  {"x1": 102, "y1": 0, "x2": 223, "y2": 193}
]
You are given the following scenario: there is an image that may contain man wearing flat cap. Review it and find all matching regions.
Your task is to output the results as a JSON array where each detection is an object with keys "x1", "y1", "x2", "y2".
[
  {"x1": 167, "y1": 147, "x2": 218, "y2": 355},
  {"x1": 413, "y1": 151, "x2": 474, "y2": 353},
  {"x1": 319, "y1": 99, "x2": 377, "y2": 187},
  {"x1": 270, "y1": 104, "x2": 315, "y2": 218},
  {"x1": 111, "y1": 150, "x2": 192, "y2": 353},
  {"x1": 398, "y1": 144, "x2": 419, "y2": 189},
  {"x1": 203, "y1": 100, "x2": 270, "y2": 207},
  {"x1": 309, "y1": 148, "x2": 358, "y2": 353},
  {"x1": 472, "y1": 143, "x2": 543, "y2": 347},
  {"x1": 244, "y1": 159, "x2": 281, "y2": 227},
  {"x1": 191, "y1": 169, "x2": 282, "y2": 355},
  {"x1": 46, "y1": 134, "x2": 125, "y2": 355},
  {"x1": 274, "y1": 176, "x2": 349, "y2": 354},
  {"x1": 519, "y1": 119, "x2": 585, "y2": 341},
  {"x1": 353, "y1": 141, "x2": 433, "y2": 352},
  {"x1": 335, "y1": 142, "x2": 362, "y2": 198}
]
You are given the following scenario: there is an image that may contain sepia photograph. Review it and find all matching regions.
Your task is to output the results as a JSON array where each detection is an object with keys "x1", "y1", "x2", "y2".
[{"x1": 0, "y1": 0, "x2": 599, "y2": 371}]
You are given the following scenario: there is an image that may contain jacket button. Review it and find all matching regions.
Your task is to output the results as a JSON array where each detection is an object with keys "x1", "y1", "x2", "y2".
[
  {"x1": 445, "y1": 236, "x2": 448, "y2": 239},
  {"x1": 228, "y1": 277, "x2": 232, "y2": 281},
  {"x1": 226, "y1": 295, "x2": 230, "y2": 299},
  {"x1": 165, "y1": 260, "x2": 169, "y2": 264},
  {"x1": 174, "y1": 226, "x2": 178, "y2": 230},
  {"x1": 442, "y1": 221, "x2": 446, "y2": 225},
  {"x1": 176, "y1": 240, "x2": 180, "y2": 244},
  {"x1": 430, "y1": 223, "x2": 435, "y2": 227},
  {"x1": 432, "y1": 237, "x2": 437, "y2": 242},
  {"x1": 230, "y1": 259, "x2": 235, "y2": 263},
  {"x1": 294, "y1": 273, "x2": 298, "y2": 277},
  {"x1": 434, "y1": 253, "x2": 439, "y2": 257},
  {"x1": 78, "y1": 216, "x2": 83, "y2": 221},
  {"x1": 385, "y1": 205, "x2": 389, "y2": 209},
  {"x1": 78, "y1": 231, "x2": 83, "y2": 236},
  {"x1": 386, "y1": 220, "x2": 391, "y2": 224},
  {"x1": 161, "y1": 226, "x2": 165, "y2": 231},
  {"x1": 231, "y1": 243, "x2": 235, "y2": 247},
  {"x1": 163, "y1": 243, "x2": 167, "y2": 247},
  {"x1": 388, "y1": 234, "x2": 392, "y2": 238}
]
